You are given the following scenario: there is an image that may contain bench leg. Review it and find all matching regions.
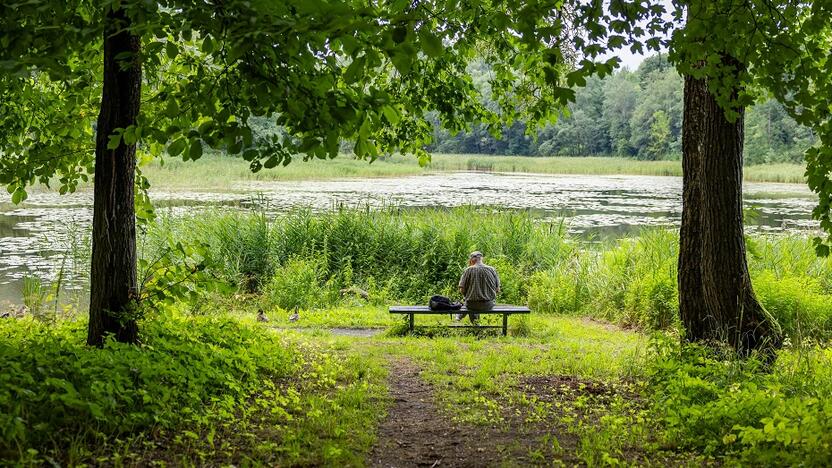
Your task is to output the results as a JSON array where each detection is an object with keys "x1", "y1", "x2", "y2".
[
  {"x1": 409, "y1": 313, "x2": 414, "y2": 333},
  {"x1": 503, "y1": 314, "x2": 508, "y2": 336}
]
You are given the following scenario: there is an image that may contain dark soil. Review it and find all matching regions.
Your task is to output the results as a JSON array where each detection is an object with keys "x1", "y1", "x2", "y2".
[
  {"x1": 368, "y1": 360, "x2": 581, "y2": 467},
  {"x1": 369, "y1": 359, "x2": 699, "y2": 467},
  {"x1": 370, "y1": 358, "x2": 511, "y2": 467}
]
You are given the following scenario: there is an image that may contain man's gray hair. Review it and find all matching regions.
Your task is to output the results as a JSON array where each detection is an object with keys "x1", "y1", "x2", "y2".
[{"x1": 469, "y1": 251, "x2": 483, "y2": 260}]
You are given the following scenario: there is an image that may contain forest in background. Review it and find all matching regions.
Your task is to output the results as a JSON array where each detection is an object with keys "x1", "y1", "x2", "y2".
[{"x1": 428, "y1": 55, "x2": 815, "y2": 164}]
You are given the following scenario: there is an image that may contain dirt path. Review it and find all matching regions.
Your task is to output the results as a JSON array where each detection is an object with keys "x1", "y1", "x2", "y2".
[{"x1": 369, "y1": 358, "x2": 504, "y2": 467}]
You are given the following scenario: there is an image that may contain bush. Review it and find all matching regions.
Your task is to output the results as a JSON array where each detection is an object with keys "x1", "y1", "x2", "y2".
[
  {"x1": 160, "y1": 207, "x2": 571, "y2": 307},
  {"x1": 265, "y1": 257, "x2": 329, "y2": 311},
  {"x1": 647, "y1": 337, "x2": 832, "y2": 464},
  {"x1": 754, "y1": 271, "x2": 832, "y2": 341},
  {"x1": 486, "y1": 256, "x2": 526, "y2": 304},
  {"x1": 0, "y1": 313, "x2": 300, "y2": 463},
  {"x1": 146, "y1": 210, "x2": 832, "y2": 339},
  {"x1": 527, "y1": 268, "x2": 585, "y2": 315},
  {"x1": 622, "y1": 274, "x2": 677, "y2": 330},
  {"x1": 187, "y1": 212, "x2": 273, "y2": 292}
]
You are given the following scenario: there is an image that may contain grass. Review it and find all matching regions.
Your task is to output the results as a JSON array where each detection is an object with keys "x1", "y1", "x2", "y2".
[
  {"x1": 5, "y1": 207, "x2": 832, "y2": 464},
  {"x1": 0, "y1": 312, "x2": 388, "y2": 466},
  {"x1": 131, "y1": 153, "x2": 808, "y2": 190},
  {"x1": 4, "y1": 294, "x2": 832, "y2": 464},
  {"x1": 146, "y1": 208, "x2": 832, "y2": 342}
]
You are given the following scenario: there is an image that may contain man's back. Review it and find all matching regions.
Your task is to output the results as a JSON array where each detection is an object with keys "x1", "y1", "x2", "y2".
[{"x1": 459, "y1": 263, "x2": 500, "y2": 303}]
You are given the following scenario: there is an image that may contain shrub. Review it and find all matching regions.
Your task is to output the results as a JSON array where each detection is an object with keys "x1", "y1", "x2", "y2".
[
  {"x1": 527, "y1": 268, "x2": 585, "y2": 315},
  {"x1": 0, "y1": 312, "x2": 300, "y2": 463},
  {"x1": 754, "y1": 271, "x2": 832, "y2": 341},
  {"x1": 486, "y1": 256, "x2": 526, "y2": 304},
  {"x1": 191, "y1": 212, "x2": 273, "y2": 292},
  {"x1": 265, "y1": 257, "x2": 328, "y2": 311},
  {"x1": 145, "y1": 210, "x2": 832, "y2": 339},
  {"x1": 622, "y1": 274, "x2": 678, "y2": 330},
  {"x1": 647, "y1": 337, "x2": 832, "y2": 464}
]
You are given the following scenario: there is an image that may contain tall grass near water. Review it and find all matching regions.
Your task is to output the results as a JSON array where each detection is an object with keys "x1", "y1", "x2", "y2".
[
  {"x1": 146, "y1": 207, "x2": 832, "y2": 341},
  {"x1": 161, "y1": 206, "x2": 573, "y2": 307},
  {"x1": 134, "y1": 153, "x2": 807, "y2": 190}
]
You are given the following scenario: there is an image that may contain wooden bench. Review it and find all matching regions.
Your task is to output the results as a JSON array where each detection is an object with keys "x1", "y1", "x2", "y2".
[{"x1": 388, "y1": 305, "x2": 531, "y2": 336}]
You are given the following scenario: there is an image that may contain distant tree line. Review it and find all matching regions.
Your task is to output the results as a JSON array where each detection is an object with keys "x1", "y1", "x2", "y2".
[{"x1": 427, "y1": 55, "x2": 815, "y2": 165}]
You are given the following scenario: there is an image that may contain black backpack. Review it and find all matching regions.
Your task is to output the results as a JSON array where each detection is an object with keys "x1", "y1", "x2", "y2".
[{"x1": 429, "y1": 295, "x2": 462, "y2": 310}]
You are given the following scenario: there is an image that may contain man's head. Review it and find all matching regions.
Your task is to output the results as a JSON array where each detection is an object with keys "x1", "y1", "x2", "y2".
[{"x1": 469, "y1": 251, "x2": 483, "y2": 265}]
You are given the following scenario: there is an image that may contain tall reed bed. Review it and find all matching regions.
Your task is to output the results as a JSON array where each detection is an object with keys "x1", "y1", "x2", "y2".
[
  {"x1": 154, "y1": 206, "x2": 572, "y2": 306},
  {"x1": 145, "y1": 207, "x2": 832, "y2": 341}
]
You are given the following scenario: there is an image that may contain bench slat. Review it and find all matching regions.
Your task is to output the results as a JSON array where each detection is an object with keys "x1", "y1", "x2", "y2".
[{"x1": 389, "y1": 305, "x2": 530, "y2": 314}]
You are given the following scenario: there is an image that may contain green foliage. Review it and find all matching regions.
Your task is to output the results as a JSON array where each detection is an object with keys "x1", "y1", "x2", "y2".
[
  {"x1": 526, "y1": 230, "x2": 680, "y2": 330},
  {"x1": 1, "y1": 0, "x2": 668, "y2": 201},
  {"x1": 645, "y1": 110, "x2": 672, "y2": 160},
  {"x1": 148, "y1": 209, "x2": 832, "y2": 342},
  {"x1": 648, "y1": 336, "x2": 832, "y2": 464},
  {"x1": 428, "y1": 61, "x2": 808, "y2": 164},
  {"x1": 20, "y1": 276, "x2": 48, "y2": 318},
  {"x1": 0, "y1": 312, "x2": 301, "y2": 462},
  {"x1": 161, "y1": 207, "x2": 570, "y2": 307},
  {"x1": 137, "y1": 237, "x2": 220, "y2": 313},
  {"x1": 0, "y1": 312, "x2": 389, "y2": 465},
  {"x1": 152, "y1": 212, "x2": 273, "y2": 292},
  {"x1": 265, "y1": 257, "x2": 329, "y2": 311}
]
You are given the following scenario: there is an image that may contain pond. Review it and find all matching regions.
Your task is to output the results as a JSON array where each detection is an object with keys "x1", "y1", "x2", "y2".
[{"x1": 0, "y1": 172, "x2": 819, "y2": 306}]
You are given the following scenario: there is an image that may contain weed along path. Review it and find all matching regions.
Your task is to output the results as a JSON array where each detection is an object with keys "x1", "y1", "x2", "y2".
[
  {"x1": 357, "y1": 317, "x2": 692, "y2": 466},
  {"x1": 369, "y1": 357, "x2": 504, "y2": 467}
]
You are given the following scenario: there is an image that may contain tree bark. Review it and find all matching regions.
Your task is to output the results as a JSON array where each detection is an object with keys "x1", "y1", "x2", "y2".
[
  {"x1": 87, "y1": 7, "x2": 142, "y2": 346},
  {"x1": 678, "y1": 58, "x2": 782, "y2": 356},
  {"x1": 678, "y1": 74, "x2": 709, "y2": 340}
]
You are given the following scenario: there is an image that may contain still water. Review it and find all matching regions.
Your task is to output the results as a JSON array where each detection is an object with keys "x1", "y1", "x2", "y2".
[{"x1": 0, "y1": 172, "x2": 818, "y2": 305}]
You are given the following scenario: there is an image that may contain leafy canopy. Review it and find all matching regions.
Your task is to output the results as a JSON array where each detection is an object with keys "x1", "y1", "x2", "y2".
[{"x1": 0, "y1": 0, "x2": 667, "y2": 200}]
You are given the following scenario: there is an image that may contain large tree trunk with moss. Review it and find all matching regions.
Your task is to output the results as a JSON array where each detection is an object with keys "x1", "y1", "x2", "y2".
[
  {"x1": 87, "y1": 7, "x2": 141, "y2": 346},
  {"x1": 678, "y1": 59, "x2": 782, "y2": 356}
]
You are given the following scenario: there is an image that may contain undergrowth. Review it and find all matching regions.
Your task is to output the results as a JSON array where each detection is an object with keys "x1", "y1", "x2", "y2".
[
  {"x1": 648, "y1": 335, "x2": 832, "y2": 465},
  {"x1": 147, "y1": 207, "x2": 832, "y2": 342},
  {"x1": 0, "y1": 312, "x2": 386, "y2": 466}
]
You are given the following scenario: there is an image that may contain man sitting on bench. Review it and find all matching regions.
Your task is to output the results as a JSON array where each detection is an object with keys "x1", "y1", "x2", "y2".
[{"x1": 456, "y1": 251, "x2": 501, "y2": 324}]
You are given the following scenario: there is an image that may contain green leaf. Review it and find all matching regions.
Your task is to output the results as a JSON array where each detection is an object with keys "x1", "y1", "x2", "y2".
[
  {"x1": 201, "y1": 37, "x2": 213, "y2": 54},
  {"x1": 566, "y1": 71, "x2": 586, "y2": 88},
  {"x1": 11, "y1": 187, "x2": 27, "y2": 204},
  {"x1": 107, "y1": 133, "x2": 122, "y2": 150},
  {"x1": 263, "y1": 155, "x2": 280, "y2": 168},
  {"x1": 343, "y1": 55, "x2": 366, "y2": 84},
  {"x1": 815, "y1": 239, "x2": 830, "y2": 257},
  {"x1": 188, "y1": 140, "x2": 203, "y2": 160},
  {"x1": 167, "y1": 138, "x2": 187, "y2": 156},
  {"x1": 418, "y1": 30, "x2": 443, "y2": 57},
  {"x1": 165, "y1": 42, "x2": 179, "y2": 60},
  {"x1": 228, "y1": 139, "x2": 243, "y2": 155},
  {"x1": 392, "y1": 26, "x2": 407, "y2": 44},
  {"x1": 390, "y1": 49, "x2": 412, "y2": 75},
  {"x1": 381, "y1": 105, "x2": 400, "y2": 124},
  {"x1": 165, "y1": 100, "x2": 179, "y2": 118}
]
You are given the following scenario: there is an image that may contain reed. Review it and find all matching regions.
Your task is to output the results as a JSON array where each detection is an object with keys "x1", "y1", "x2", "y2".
[{"x1": 145, "y1": 208, "x2": 832, "y2": 342}]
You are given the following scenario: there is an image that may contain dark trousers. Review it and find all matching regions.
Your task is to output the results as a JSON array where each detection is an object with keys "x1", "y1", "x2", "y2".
[{"x1": 458, "y1": 300, "x2": 495, "y2": 323}]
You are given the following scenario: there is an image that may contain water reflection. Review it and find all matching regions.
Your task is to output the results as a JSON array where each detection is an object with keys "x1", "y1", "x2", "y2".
[{"x1": 0, "y1": 172, "x2": 818, "y2": 304}]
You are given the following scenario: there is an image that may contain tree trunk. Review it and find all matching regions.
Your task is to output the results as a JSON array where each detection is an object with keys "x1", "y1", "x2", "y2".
[
  {"x1": 678, "y1": 58, "x2": 782, "y2": 356},
  {"x1": 678, "y1": 74, "x2": 709, "y2": 340},
  {"x1": 87, "y1": 7, "x2": 142, "y2": 347}
]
